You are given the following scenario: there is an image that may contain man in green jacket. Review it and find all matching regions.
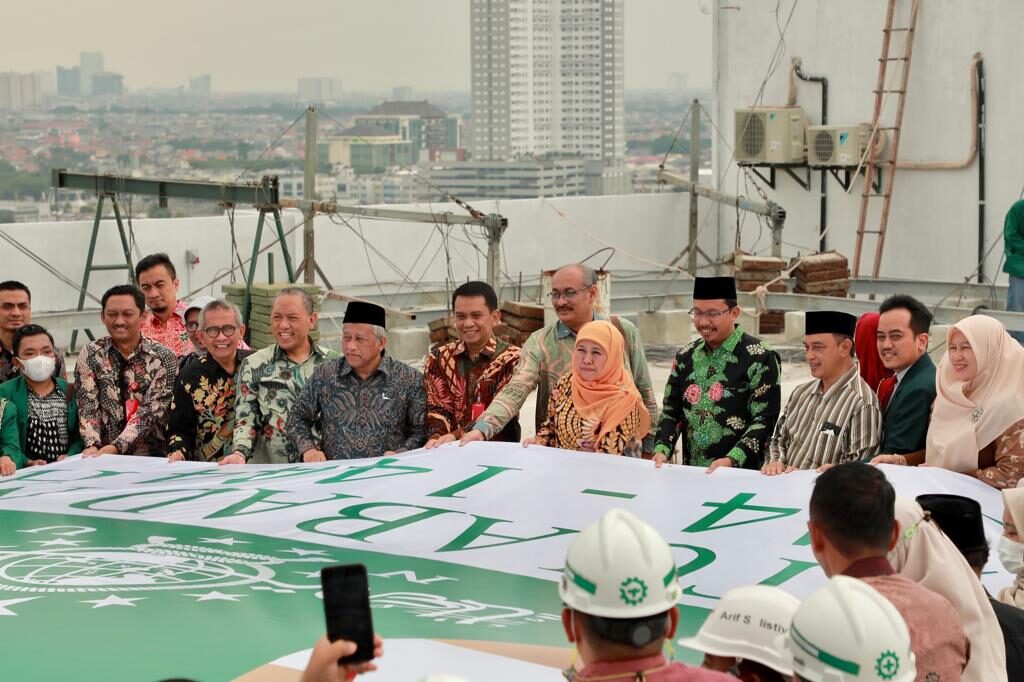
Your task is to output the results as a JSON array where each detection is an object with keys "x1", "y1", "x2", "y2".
[
  {"x1": 0, "y1": 324, "x2": 83, "y2": 475},
  {"x1": 1005, "y1": 199, "x2": 1024, "y2": 344}
]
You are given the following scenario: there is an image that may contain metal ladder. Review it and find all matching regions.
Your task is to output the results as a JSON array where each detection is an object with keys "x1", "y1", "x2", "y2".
[{"x1": 852, "y1": 0, "x2": 921, "y2": 279}]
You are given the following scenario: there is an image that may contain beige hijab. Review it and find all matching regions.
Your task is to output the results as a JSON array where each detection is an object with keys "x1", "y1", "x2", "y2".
[
  {"x1": 889, "y1": 497, "x2": 1007, "y2": 682},
  {"x1": 998, "y1": 485, "x2": 1024, "y2": 608},
  {"x1": 926, "y1": 315, "x2": 1024, "y2": 472}
]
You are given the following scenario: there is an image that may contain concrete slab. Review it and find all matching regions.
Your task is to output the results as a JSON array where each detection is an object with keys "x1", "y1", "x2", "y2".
[
  {"x1": 387, "y1": 327, "x2": 430, "y2": 363},
  {"x1": 784, "y1": 311, "x2": 806, "y2": 342},
  {"x1": 636, "y1": 310, "x2": 691, "y2": 346}
]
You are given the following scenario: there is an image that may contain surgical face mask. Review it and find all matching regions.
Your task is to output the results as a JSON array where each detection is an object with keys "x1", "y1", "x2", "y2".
[
  {"x1": 19, "y1": 355, "x2": 55, "y2": 383},
  {"x1": 997, "y1": 535, "x2": 1024, "y2": 575}
]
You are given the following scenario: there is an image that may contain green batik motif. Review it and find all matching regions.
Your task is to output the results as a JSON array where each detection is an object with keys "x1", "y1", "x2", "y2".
[{"x1": 682, "y1": 339, "x2": 742, "y2": 466}]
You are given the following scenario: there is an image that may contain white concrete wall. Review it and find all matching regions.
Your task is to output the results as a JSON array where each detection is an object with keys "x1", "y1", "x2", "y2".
[{"x1": 712, "y1": 0, "x2": 1024, "y2": 283}]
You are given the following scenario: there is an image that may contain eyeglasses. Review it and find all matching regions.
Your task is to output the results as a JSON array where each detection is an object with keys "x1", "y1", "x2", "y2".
[
  {"x1": 185, "y1": 322, "x2": 200, "y2": 332},
  {"x1": 688, "y1": 308, "x2": 732, "y2": 320},
  {"x1": 548, "y1": 288, "x2": 584, "y2": 302},
  {"x1": 203, "y1": 325, "x2": 238, "y2": 338}
]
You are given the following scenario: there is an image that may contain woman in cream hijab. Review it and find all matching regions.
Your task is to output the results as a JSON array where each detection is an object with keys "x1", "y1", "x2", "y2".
[
  {"x1": 999, "y1": 485, "x2": 1024, "y2": 608},
  {"x1": 926, "y1": 315, "x2": 1024, "y2": 488},
  {"x1": 890, "y1": 497, "x2": 1007, "y2": 682}
]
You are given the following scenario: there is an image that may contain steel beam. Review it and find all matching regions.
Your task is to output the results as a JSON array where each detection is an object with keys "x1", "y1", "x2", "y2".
[
  {"x1": 280, "y1": 199, "x2": 494, "y2": 226},
  {"x1": 848, "y1": 277, "x2": 1007, "y2": 302},
  {"x1": 52, "y1": 169, "x2": 280, "y2": 205}
]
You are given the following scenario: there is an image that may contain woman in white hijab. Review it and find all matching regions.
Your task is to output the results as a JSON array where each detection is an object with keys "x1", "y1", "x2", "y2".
[
  {"x1": 998, "y1": 485, "x2": 1024, "y2": 608},
  {"x1": 926, "y1": 315, "x2": 1024, "y2": 488},
  {"x1": 890, "y1": 497, "x2": 1007, "y2": 682}
]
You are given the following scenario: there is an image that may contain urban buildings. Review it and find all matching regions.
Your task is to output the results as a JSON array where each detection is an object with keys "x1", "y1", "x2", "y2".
[
  {"x1": 91, "y1": 73, "x2": 124, "y2": 97},
  {"x1": 324, "y1": 124, "x2": 413, "y2": 175},
  {"x1": 353, "y1": 101, "x2": 460, "y2": 163},
  {"x1": 0, "y1": 72, "x2": 42, "y2": 110},
  {"x1": 189, "y1": 74, "x2": 212, "y2": 96},
  {"x1": 426, "y1": 159, "x2": 589, "y2": 201},
  {"x1": 297, "y1": 77, "x2": 343, "y2": 103},
  {"x1": 79, "y1": 51, "x2": 104, "y2": 96},
  {"x1": 470, "y1": 0, "x2": 625, "y2": 165},
  {"x1": 56, "y1": 66, "x2": 81, "y2": 97}
]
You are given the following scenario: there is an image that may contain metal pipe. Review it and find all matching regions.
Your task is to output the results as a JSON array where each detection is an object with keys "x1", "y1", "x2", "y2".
[
  {"x1": 977, "y1": 58, "x2": 986, "y2": 283},
  {"x1": 792, "y1": 58, "x2": 829, "y2": 251},
  {"x1": 688, "y1": 98, "x2": 700, "y2": 275}
]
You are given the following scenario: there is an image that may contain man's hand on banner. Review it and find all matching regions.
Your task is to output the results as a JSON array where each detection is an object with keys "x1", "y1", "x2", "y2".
[
  {"x1": 167, "y1": 451, "x2": 185, "y2": 463},
  {"x1": 303, "y1": 449, "x2": 328, "y2": 463},
  {"x1": 761, "y1": 460, "x2": 795, "y2": 476},
  {"x1": 0, "y1": 455, "x2": 15, "y2": 477},
  {"x1": 425, "y1": 434, "x2": 457, "y2": 449},
  {"x1": 706, "y1": 457, "x2": 733, "y2": 473},
  {"x1": 459, "y1": 429, "x2": 486, "y2": 446},
  {"x1": 219, "y1": 453, "x2": 246, "y2": 466}
]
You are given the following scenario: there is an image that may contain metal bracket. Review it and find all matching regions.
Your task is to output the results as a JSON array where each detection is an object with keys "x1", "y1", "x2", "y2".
[
  {"x1": 824, "y1": 166, "x2": 883, "y2": 194},
  {"x1": 742, "y1": 163, "x2": 811, "y2": 192}
]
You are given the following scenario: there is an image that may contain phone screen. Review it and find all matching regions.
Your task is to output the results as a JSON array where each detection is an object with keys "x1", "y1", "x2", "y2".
[{"x1": 320, "y1": 564, "x2": 375, "y2": 664}]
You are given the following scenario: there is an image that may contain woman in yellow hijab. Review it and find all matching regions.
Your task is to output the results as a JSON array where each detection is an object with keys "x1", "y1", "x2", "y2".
[{"x1": 525, "y1": 320, "x2": 651, "y2": 455}]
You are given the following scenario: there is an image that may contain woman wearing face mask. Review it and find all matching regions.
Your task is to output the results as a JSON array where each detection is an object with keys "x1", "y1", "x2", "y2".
[
  {"x1": 524, "y1": 320, "x2": 651, "y2": 455},
  {"x1": 925, "y1": 314, "x2": 1024, "y2": 488},
  {"x1": 0, "y1": 324, "x2": 83, "y2": 476},
  {"x1": 998, "y1": 485, "x2": 1024, "y2": 607}
]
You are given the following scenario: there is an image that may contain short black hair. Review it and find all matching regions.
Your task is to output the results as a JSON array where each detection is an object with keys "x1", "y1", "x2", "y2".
[
  {"x1": 102, "y1": 284, "x2": 146, "y2": 312},
  {"x1": 135, "y1": 253, "x2": 177, "y2": 281},
  {"x1": 580, "y1": 610, "x2": 670, "y2": 650},
  {"x1": 12, "y1": 324, "x2": 54, "y2": 356},
  {"x1": 452, "y1": 281, "x2": 498, "y2": 312},
  {"x1": 0, "y1": 280, "x2": 31, "y2": 302},
  {"x1": 879, "y1": 294, "x2": 932, "y2": 336},
  {"x1": 961, "y1": 547, "x2": 990, "y2": 572},
  {"x1": 809, "y1": 462, "x2": 895, "y2": 555},
  {"x1": 724, "y1": 298, "x2": 738, "y2": 308}
]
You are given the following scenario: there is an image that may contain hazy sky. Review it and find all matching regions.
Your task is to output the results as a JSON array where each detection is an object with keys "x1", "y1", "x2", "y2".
[{"x1": 0, "y1": 0, "x2": 711, "y2": 93}]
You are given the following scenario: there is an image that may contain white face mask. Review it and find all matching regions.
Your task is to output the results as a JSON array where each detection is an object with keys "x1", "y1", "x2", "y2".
[
  {"x1": 997, "y1": 535, "x2": 1024, "y2": 575},
  {"x1": 19, "y1": 355, "x2": 55, "y2": 383}
]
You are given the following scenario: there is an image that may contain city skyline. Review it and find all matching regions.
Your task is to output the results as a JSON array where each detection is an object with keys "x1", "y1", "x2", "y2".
[{"x1": 0, "y1": 0, "x2": 710, "y2": 93}]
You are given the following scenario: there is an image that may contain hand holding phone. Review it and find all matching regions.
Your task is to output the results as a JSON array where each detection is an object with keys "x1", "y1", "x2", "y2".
[{"x1": 320, "y1": 564, "x2": 376, "y2": 665}]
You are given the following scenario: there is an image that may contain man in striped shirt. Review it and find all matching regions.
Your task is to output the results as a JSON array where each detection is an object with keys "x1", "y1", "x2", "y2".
[{"x1": 763, "y1": 311, "x2": 881, "y2": 474}]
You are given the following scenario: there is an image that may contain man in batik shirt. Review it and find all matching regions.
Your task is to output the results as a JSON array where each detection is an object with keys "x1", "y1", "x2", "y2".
[
  {"x1": 75, "y1": 285, "x2": 177, "y2": 457},
  {"x1": 167, "y1": 300, "x2": 253, "y2": 462},
  {"x1": 653, "y1": 276, "x2": 781, "y2": 471},
  {"x1": 424, "y1": 281, "x2": 521, "y2": 447}
]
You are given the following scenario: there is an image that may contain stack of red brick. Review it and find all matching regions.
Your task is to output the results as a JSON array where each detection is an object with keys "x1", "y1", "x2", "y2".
[
  {"x1": 793, "y1": 251, "x2": 851, "y2": 298},
  {"x1": 495, "y1": 301, "x2": 545, "y2": 347},
  {"x1": 733, "y1": 252, "x2": 788, "y2": 334}
]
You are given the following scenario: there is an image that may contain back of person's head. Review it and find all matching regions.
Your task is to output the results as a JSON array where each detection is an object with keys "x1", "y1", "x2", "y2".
[
  {"x1": 809, "y1": 462, "x2": 895, "y2": 557},
  {"x1": 915, "y1": 494, "x2": 989, "y2": 573},
  {"x1": 677, "y1": 584, "x2": 797, "y2": 678},
  {"x1": 559, "y1": 509, "x2": 680, "y2": 659},
  {"x1": 878, "y1": 294, "x2": 933, "y2": 335},
  {"x1": 451, "y1": 280, "x2": 498, "y2": 312},
  {"x1": 784, "y1": 575, "x2": 915, "y2": 682},
  {"x1": 135, "y1": 252, "x2": 176, "y2": 281}
]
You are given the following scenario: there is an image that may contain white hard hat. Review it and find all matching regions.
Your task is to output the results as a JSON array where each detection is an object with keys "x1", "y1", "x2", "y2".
[
  {"x1": 783, "y1": 575, "x2": 915, "y2": 682},
  {"x1": 677, "y1": 585, "x2": 799, "y2": 675},
  {"x1": 185, "y1": 295, "x2": 218, "y2": 314},
  {"x1": 559, "y1": 508, "x2": 680, "y2": 619}
]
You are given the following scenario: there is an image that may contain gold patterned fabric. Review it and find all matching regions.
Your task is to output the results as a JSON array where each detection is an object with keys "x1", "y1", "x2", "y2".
[{"x1": 535, "y1": 373, "x2": 642, "y2": 456}]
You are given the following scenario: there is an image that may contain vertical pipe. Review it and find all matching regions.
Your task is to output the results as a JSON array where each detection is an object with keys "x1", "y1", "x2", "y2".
[
  {"x1": 267, "y1": 252, "x2": 275, "y2": 284},
  {"x1": 976, "y1": 59, "x2": 986, "y2": 284},
  {"x1": 303, "y1": 105, "x2": 317, "y2": 284},
  {"x1": 794, "y1": 62, "x2": 829, "y2": 251},
  {"x1": 688, "y1": 98, "x2": 700, "y2": 275}
]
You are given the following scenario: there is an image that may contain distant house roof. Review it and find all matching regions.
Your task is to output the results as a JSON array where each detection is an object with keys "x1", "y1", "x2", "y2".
[
  {"x1": 364, "y1": 100, "x2": 448, "y2": 118},
  {"x1": 339, "y1": 124, "x2": 398, "y2": 139}
]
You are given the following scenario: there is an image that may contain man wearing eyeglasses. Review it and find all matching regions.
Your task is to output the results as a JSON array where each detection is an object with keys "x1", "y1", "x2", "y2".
[
  {"x1": 166, "y1": 299, "x2": 254, "y2": 463},
  {"x1": 652, "y1": 276, "x2": 781, "y2": 471},
  {"x1": 176, "y1": 295, "x2": 216, "y2": 372},
  {"x1": 460, "y1": 263, "x2": 658, "y2": 453}
]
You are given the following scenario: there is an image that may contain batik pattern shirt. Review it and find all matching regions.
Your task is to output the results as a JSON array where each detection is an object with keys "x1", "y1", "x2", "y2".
[
  {"x1": 166, "y1": 350, "x2": 254, "y2": 462},
  {"x1": 0, "y1": 342, "x2": 67, "y2": 384},
  {"x1": 232, "y1": 342, "x2": 338, "y2": 464},
  {"x1": 473, "y1": 315, "x2": 658, "y2": 451},
  {"x1": 140, "y1": 299, "x2": 194, "y2": 357},
  {"x1": 25, "y1": 386, "x2": 69, "y2": 462},
  {"x1": 287, "y1": 354, "x2": 426, "y2": 461},
  {"x1": 74, "y1": 336, "x2": 177, "y2": 456},
  {"x1": 767, "y1": 362, "x2": 882, "y2": 469},
  {"x1": 535, "y1": 373, "x2": 643, "y2": 455},
  {"x1": 423, "y1": 336, "x2": 521, "y2": 441},
  {"x1": 653, "y1": 327, "x2": 781, "y2": 468}
]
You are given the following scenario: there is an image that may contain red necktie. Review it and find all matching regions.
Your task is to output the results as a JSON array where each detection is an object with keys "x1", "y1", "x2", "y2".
[{"x1": 878, "y1": 375, "x2": 897, "y2": 413}]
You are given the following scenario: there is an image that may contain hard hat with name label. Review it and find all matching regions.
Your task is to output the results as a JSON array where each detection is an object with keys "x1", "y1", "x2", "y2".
[
  {"x1": 559, "y1": 508, "x2": 680, "y2": 619},
  {"x1": 677, "y1": 585, "x2": 799, "y2": 675},
  {"x1": 783, "y1": 575, "x2": 915, "y2": 682}
]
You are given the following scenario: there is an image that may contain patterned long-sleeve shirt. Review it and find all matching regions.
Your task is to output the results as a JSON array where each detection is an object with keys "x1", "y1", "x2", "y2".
[
  {"x1": 768, "y1": 362, "x2": 882, "y2": 469},
  {"x1": 231, "y1": 342, "x2": 338, "y2": 463},
  {"x1": 535, "y1": 373, "x2": 643, "y2": 455},
  {"x1": 653, "y1": 327, "x2": 781, "y2": 468},
  {"x1": 141, "y1": 299, "x2": 249, "y2": 358},
  {"x1": 74, "y1": 336, "x2": 177, "y2": 455},
  {"x1": 166, "y1": 350, "x2": 253, "y2": 461},
  {"x1": 0, "y1": 341, "x2": 67, "y2": 384},
  {"x1": 423, "y1": 336, "x2": 521, "y2": 441},
  {"x1": 973, "y1": 416, "x2": 1024, "y2": 489},
  {"x1": 286, "y1": 353, "x2": 426, "y2": 460},
  {"x1": 472, "y1": 315, "x2": 658, "y2": 450}
]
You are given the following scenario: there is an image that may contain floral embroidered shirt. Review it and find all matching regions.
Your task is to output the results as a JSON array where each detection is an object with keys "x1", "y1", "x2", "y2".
[
  {"x1": 231, "y1": 342, "x2": 338, "y2": 464},
  {"x1": 653, "y1": 326, "x2": 781, "y2": 468},
  {"x1": 423, "y1": 336, "x2": 521, "y2": 442},
  {"x1": 166, "y1": 350, "x2": 254, "y2": 461},
  {"x1": 74, "y1": 336, "x2": 177, "y2": 455},
  {"x1": 140, "y1": 299, "x2": 194, "y2": 357}
]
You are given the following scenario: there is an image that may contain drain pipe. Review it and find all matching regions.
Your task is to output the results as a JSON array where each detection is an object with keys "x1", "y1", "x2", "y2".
[
  {"x1": 792, "y1": 58, "x2": 829, "y2": 251},
  {"x1": 976, "y1": 57, "x2": 986, "y2": 283}
]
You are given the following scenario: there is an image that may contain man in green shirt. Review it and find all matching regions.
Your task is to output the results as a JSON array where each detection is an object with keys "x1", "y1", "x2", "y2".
[{"x1": 1004, "y1": 199, "x2": 1024, "y2": 344}]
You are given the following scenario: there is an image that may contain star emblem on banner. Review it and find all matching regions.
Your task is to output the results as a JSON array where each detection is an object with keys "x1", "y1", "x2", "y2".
[
  {"x1": 32, "y1": 538, "x2": 86, "y2": 547},
  {"x1": 0, "y1": 597, "x2": 40, "y2": 616},
  {"x1": 199, "y1": 537, "x2": 250, "y2": 546},
  {"x1": 82, "y1": 595, "x2": 146, "y2": 609},
  {"x1": 280, "y1": 548, "x2": 331, "y2": 557},
  {"x1": 184, "y1": 591, "x2": 247, "y2": 602}
]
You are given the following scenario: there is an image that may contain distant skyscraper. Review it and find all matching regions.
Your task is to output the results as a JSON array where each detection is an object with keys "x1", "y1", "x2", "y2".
[
  {"x1": 470, "y1": 0, "x2": 625, "y2": 164},
  {"x1": 189, "y1": 74, "x2": 212, "y2": 96},
  {"x1": 56, "y1": 66, "x2": 81, "y2": 97},
  {"x1": 392, "y1": 86, "x2": 414, "y2": 101},
  {"x1": 297, "y1": 77, "x2": 343, "y2": 103},
  {"x1": 0, "y1": 72, "x2": 42, "y2": 110},
  {"x1": 79, "y1": 51, "x2": 104, "y2": 96},
  {"x1": 91, "y1": 73, "x2": 124, "y2": 97}
]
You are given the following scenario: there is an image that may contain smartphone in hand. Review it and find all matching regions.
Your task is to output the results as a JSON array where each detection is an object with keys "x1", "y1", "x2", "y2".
[{"x1": 320, "y1": 563, "x2": 376, "y2": 664}]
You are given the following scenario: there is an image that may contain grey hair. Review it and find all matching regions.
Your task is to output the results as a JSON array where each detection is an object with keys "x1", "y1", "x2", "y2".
[
  {"x1": 274, "y1": 287, "x2": 315, "y2": 314},
  {"x1": 557, "y1": 263, "x2": 598, "y2": 287},
  {"x1": 343, "y1": 323, "x2": 387, "y2": 340},
  {"x1": 199, "y1": 299, "x2": 243, "y2": 329}
]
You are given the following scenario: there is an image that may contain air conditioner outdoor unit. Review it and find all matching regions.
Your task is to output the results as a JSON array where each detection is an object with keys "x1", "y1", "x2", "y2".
[
  {"x1": 734, "y1": 106, "x2": 808, "y2": 164},
  {"x1": 808, "y1": 124, "x2": 881, "y2": 167}
]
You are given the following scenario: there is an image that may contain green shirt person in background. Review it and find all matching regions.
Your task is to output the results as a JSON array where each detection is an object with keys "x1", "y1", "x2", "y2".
[{"x1": 1004, "y1": 199, "x2": 1024, "y2": 344}]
